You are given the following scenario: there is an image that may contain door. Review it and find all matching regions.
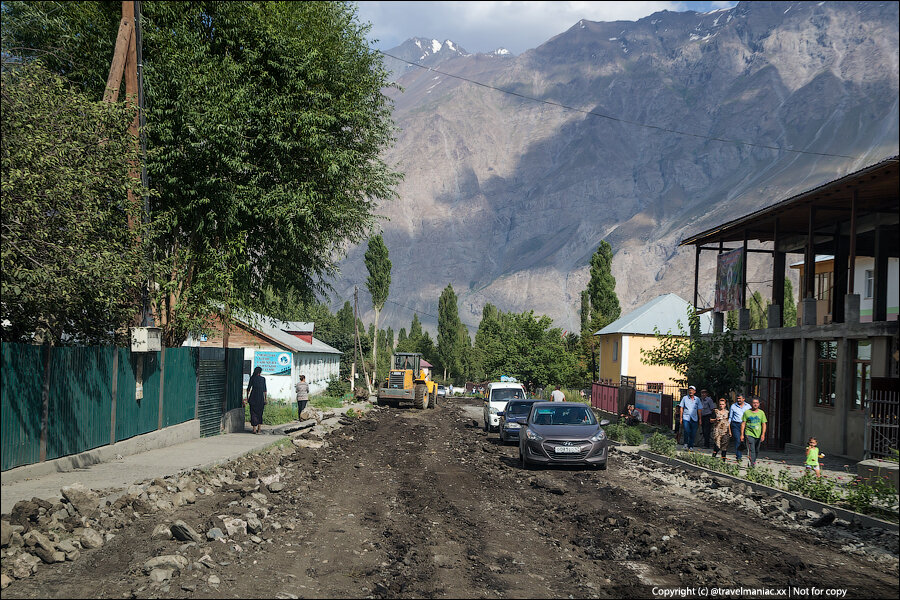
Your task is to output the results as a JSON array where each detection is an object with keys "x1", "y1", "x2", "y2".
[{"x1": 197, "y1": 348, "x2": 225, "y2": 437}]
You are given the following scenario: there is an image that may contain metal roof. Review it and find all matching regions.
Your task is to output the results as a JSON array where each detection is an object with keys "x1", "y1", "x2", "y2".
[
  {"x1": 235, "y1": 311, "x2": 340, "y2": 355},
  {"x1": 679, "y1": 156, "x2": 899, "y2": 248},
  {"x1": 594, "y1": 294, "x2": 713, "y2": 336}
]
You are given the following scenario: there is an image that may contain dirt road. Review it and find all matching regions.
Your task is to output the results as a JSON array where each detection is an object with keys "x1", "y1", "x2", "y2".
[{"x1": 4, "y1": 398, "x2": 898, "y2": 598}]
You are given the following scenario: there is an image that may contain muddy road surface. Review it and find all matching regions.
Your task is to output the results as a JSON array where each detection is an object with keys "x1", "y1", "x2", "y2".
[{"x1": 4, "y1": 397, "x2": 898, "y2": 599}]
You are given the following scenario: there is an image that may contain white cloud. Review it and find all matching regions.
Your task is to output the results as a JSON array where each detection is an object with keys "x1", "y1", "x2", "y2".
[{"x1": 356, "y1": 1, "x2": 738, "y2": 54}]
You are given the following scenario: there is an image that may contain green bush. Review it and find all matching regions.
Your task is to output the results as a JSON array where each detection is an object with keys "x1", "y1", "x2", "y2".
[
  {"x1": 310, "y1": 395, "x2": 343, "y2": 409},
  {"x1": 605, "y1": 424, "x2": 625, "y2": 442},
  {"x1": 648, "y1": 432, "x2": 677, "y2": 457},
  {"x1": 744, "y1": 465, "x2": 777, "y2": 487},
  {"x1": 624, "y1": 427, "x2": 643, "y2": 446},
  {"x1": 244, "y1": 402, "x2": 296, "y2": 426},
  {"x1": 326, "y1": 376, "x2": 349, "y2": 397}
]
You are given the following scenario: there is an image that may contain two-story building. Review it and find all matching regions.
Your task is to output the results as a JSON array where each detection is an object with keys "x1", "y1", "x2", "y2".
[{"x1": 680, "y1": 156, "x2": 899, "y2": 460}]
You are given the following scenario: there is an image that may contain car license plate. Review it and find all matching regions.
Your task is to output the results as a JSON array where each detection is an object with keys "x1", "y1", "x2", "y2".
[{"x1": 554, "y1": 446, "x2": 580, "y2": 454}]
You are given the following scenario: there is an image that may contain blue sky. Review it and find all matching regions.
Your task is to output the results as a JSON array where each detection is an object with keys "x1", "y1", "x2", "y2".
[{"x1": 356, "y1": 1, "x2": 739, "y2": 55}]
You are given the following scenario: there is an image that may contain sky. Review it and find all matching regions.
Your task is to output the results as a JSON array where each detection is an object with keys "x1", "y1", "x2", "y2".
[{"x1": 356, "y1": 1, "x2": 739, "y2": 55}]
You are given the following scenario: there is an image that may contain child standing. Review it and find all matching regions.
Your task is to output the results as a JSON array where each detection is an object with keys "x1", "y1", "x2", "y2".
[{"x1": 805, "y1": 437, "x2": 824, "y2": 477}]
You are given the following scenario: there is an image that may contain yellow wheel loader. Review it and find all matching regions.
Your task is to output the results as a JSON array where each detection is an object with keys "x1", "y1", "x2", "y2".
[{"x1": 377, "y1": 353, "x2": 438, "y2": 409}]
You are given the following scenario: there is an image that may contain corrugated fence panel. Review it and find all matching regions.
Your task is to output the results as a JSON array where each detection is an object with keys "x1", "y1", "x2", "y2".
[
  {"x1": 162, "y1": 347, "x2": 198, "y2": 428},
  {"x1": 225, "y1": 348, "x2": 245, "y2": 411},
  {"x1": 115, "y1": 349, "x2": 161, "y2": 442},
  {"x1": 1, "y1": 343, "x2": 45, "y2": 471},
  {"x1": 46, "y1": 346, "x2": 114, "y2": 461}
]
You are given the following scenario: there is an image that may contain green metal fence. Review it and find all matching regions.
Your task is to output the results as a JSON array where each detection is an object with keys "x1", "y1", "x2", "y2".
[{"x1": 1, "y1": 343, "x2": 238, "y2": 471}]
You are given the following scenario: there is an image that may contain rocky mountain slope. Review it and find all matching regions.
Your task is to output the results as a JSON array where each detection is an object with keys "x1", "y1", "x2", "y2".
[{"x1": 336, "y1": 0, "x2": 899, "y2": 333}]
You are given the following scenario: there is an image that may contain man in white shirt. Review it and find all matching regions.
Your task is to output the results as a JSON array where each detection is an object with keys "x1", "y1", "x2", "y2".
[{"x1": 550, "y1": 385, "x2": 566, "y2": 402}]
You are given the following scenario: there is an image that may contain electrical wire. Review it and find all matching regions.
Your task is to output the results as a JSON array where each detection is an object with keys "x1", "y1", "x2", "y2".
[{"x1": 379, "y1": 51, "x2": 859, "y2": 160}]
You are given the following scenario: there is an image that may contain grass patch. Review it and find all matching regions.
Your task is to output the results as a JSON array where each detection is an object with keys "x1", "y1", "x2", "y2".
[
  {"x1": 624, "y1": 426, "x2": 643, "y2": 446},
  {"x1": 648, "y1": 432, "x2": 677, "y2": 457},
  {"x1": 310, "y1": 395, "x2": 343, "y2": 409},
  {"x1": 244, "y1": 402, "x2": 296, "y2": 426}
]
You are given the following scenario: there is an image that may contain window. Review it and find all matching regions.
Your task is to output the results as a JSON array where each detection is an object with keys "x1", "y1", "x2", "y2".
[
  {"x1": 242, "y1": 360, "x2": 251, "y2": 375},
  {"x1": 815, "y1": 341, "x2": 837, "y2": 407},
  {"x1": 853, "y1": 340, "x2": 872, "y2": 410},
  {"x1": 864, "y1": 270, "x2": 874, "y2": 299},
  {"x1": 612, "y1": 341, "x2": 618, "y2": 362},
  {"x1": 815, "y1": 271, "x2": 833, "y2": 303}
]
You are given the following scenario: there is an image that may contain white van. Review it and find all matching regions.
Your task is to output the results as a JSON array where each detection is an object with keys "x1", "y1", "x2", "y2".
[{"x1": 483, "y1": 381, "x2": 527, "y2": 432}]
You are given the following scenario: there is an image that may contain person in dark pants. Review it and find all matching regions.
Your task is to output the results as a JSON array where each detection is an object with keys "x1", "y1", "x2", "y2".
[
  {"x1": 699, "y1": 388, "x2": 716, "y2": 449},
  {"x1": 741, "y1": 397, "x2": 767, "y2": 468},
  {"x1": 729, "y1": 394, "x2": 750, "y2": 461},
  {"x1": 295, "y1": 374, "x2": 310, "y2": 420},
  {"x1": 245, "y1": 366, "x2": 267, "y2": 434}
]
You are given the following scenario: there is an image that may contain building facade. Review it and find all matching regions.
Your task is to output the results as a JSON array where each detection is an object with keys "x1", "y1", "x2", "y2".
[
  {"x1": 184, "y1": 312, "x2": 341, "y2": 402},
  {"x1": 595, "y1": 294, "x2": 713, "y2": 387},
  {"x1": 681, "y1": 156, "x2": 899, "y2": 460}
]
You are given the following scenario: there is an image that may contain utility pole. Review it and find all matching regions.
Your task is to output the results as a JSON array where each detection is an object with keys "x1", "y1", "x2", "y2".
[
  {"x1": 351, "y1": 287, "x2": 359, "y2": 389},
  {"x1": 104, "y1": 1, "x2": 149, "y2": 327}
]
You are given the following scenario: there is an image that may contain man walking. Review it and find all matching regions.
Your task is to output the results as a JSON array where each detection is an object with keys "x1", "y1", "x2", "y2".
[
  {"x1": 679, "y1": 385, "x2": 701, "y2": 451},
  {"x1": 741, "y1": 397, "x2": 767, "y2": 467},
  {"x1": 729, "y1": 395, "x2": 751, "y2": 461},
  {"x1": 699, "y1": 388, "x2": 716, "y2": 449},
  {"x1": 295, "y1": 375, "x2": 310, "y2": 420},
  {"x1": 550, "y1": 385, "x2": 566, "y2": 402}
]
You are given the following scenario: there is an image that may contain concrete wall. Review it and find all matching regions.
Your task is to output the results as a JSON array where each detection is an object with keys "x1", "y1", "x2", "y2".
[
  {"x1": 783, "y1": 325, "x2": 897, "y2": 460},
  {"x1": 2, "y1": 419, "x2": 200, "y2": 485}
]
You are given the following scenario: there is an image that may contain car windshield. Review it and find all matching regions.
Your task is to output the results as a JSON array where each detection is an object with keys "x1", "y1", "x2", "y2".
[
  {"x1": 529, "y1": 405, "x2": 596, "y2": 426},
  {"x1": 506, "y1": 401, "x2": 535, "y2": 415},
  {"x1": 490, "y1": 388, "x2": 524, "y2": 402}
]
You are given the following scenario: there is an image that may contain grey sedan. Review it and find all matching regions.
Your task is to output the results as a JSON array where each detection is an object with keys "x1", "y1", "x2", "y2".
[{"x1": 518, "y1": 402, "x2": 610, "y2": 469}]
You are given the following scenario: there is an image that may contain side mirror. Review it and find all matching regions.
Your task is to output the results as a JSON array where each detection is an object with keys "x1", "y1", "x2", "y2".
[
  {"x1": 497, "y1": 411, "x2": 505, "y2": 417},
  {"x1": 600, "y1": 419, "x2": 610, "y2": 426}
]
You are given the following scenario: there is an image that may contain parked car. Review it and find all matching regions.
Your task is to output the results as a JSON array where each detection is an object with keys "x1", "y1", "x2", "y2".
[
  {"x1": 519, "y1": 402, "x2": 610, "y2": 469},
  {"x1": 483, "y1": 381, "x2": 528, "y2": 432},
  {"x1": 437, "y1": 385, "x2": 447, "y2": 397},
  {"x1": 498, "y1": 399, "x2": 538, "y2": 443}
]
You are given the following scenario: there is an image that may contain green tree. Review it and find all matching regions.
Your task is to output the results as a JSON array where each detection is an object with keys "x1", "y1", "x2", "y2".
[
  {"x1": 726, "y1": 310, "x2": 739, "y2": 330},
  {"x1": 641, "y1": 308, "x2": 750, "y2": 396},
  {"x1": 783, "y1": 278, "x2": 797, "y2": 327},
  {"x1": 364, "y1": 234, "x2": 391, "y2": 382},
  {"x1": 1, "y1": 61, "x2": 146, "y2": 345},
  {"x1": 397, "y1": 327, "x2": 407, "y2": 344},
  {"x1": 3, "y1": 1, "x2": 400, "y2": 346},
  {"x1": 749, "y1": 291, "x2": 769, "y2": 330},
  {"x1": 580, "y1": 290, "x2": 591, "y2": 333},
  {"x1": 586, "y1": 240, "x2": 621, "y2": 331},
  {"x1": 438, "y1": 284, "x2": 462, "y2": 381}
]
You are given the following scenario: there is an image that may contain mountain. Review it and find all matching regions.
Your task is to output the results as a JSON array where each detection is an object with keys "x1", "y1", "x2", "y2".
[
  {"x1": 338, "y1": 1, "x2": 899, "y2": 334},
  {"x1": 382, "y1": 37, "x2": 482, "y2": 81}
]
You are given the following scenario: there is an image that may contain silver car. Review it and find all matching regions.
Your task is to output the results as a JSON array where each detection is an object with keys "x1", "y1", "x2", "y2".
[{"x1": 518, "y1": 402, "x2": 610, "y2": 469}]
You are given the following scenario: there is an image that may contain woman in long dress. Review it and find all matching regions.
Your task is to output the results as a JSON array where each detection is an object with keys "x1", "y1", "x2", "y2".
[{"x1": 245, "y1": 367, "x2": 267, "y2": 434}]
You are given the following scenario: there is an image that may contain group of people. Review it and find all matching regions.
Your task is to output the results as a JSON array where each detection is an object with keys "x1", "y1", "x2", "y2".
[
  {"x1": 243, "y1": 367, "x2": 310, "y2": 435},
  {"x1": 679, "y1": 386, "x2": 768, "y2": 467}
]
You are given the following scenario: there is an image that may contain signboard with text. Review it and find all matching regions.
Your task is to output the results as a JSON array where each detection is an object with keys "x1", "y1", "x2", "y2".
[
  {"x1": 715, "y1": 248, "x2": 744, "y2": 312},
  {"x1": 635, "y1": 390, "x2": 662, "y2": 414},
  {"x1": 254, "y1": 350, "x2": 292, "y2": 376}
]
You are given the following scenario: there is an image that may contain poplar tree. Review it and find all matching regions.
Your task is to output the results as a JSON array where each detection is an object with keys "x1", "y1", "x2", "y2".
[
  {"x1": 586, "y1": 240, "x2": 621, "y2": 331},
  {"x1": 365, "y1": 234, "x2": 391, "y2": 382},
  {"x1": 438, "y1": 284, "x2": 462, "y2": 381},
  {"x1": 783, "y1": 278, "x2": 797, "y2": 327}
]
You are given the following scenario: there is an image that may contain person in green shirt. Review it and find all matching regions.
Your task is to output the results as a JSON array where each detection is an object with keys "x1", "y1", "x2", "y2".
[
  {"x1": 740, "y1": 397, "x2": 767, "y2": 467},
  {"x1": 805, "y1": 436, "x2": 824, "y2": 477}
]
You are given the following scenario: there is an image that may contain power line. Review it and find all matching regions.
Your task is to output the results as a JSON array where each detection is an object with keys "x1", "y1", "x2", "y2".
[{"x1": 379, "y1": 51, "x2": 859, "y2": 161}]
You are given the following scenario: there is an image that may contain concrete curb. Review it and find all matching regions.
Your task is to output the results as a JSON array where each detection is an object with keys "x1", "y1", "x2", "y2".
[
  {"x1": 635, "y1": 449, "x2": 899, "y2": 532},
  {"x1": 1, "y1": 420, "x2": 200, "y2": 485}
]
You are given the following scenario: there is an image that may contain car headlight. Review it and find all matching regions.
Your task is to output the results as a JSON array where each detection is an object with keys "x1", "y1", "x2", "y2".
[
  {"x1": 506, "y1": 422, "x2": 521, "y2": 429},
  {"x1": 590, "y1": 429, "x2": 607, "y2": 442},
  {"x1": 489, "y1": 406, "x2": 500, "y2": 415},
  {"x1": 525, "y1": 428, "x2": 543, "y2": 441}
]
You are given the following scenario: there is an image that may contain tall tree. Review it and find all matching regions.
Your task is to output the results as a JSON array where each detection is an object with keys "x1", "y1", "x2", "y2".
[
  {"x1": 397, "y1": 327, "x2": 407, "y2": 344},
  {"x1": 586, "y1": 241, "x2": 621, "y2": 331},
  {"x1": 726, "y1": 309, "x2": 739, "y2": 330},
  {"x1": 783, "y1": 278, "x2": 797, "y2": 327},
  {"x1": 749, "y1": 290, "x2": 769, "y2": 329},
  {"x1": 437, "y1": 284, "x2": 462, "y2": 381},
  {"x1": 364, "y1": 234, "x2": 391, "y2": 382},
  {"x1": 579, "y1": 290, "x2": 591, "y2": 333},
  {"x1": 1, "y1": 61, "x2": 146, "y2": 345},
  {"x1": 3, "y1": 1, "x2": 400, "y2": 346}
]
